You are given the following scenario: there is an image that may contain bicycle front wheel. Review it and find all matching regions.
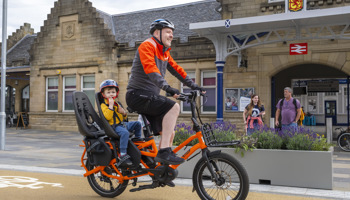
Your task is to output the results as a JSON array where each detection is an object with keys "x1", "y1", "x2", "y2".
[
  {"x1": 86, "y1": 161, "x2": 129, "y2": 198},
  {"x1": 193, "y1": 152, "x2": 249, "y2": 200},
  {"x1": 338, "y1": 133, "x2": 350, "y2": 152}
]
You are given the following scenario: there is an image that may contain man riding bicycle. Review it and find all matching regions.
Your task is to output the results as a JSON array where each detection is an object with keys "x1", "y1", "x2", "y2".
[{"x1": 126, "y1": 19, "x2": 205, "y2": 165}]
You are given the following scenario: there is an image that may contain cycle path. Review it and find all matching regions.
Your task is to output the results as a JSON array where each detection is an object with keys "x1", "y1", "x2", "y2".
[
  {"x1": 0, "y1": 128, "x2": 349, "y2": 199},
  {"x1": 0, "y1": 170, "x2": 331, "y2": 200}
]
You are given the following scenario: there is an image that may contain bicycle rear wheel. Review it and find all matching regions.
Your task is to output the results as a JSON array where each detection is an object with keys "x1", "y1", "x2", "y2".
[
  {"x1": 86, "y1": 161, "x2": 129, "y2": 198},
  {"x1": 193, "y1": 152, "x2": 249, "y2": 200},
  {"x1": 338, "y1": 133, "x2": 350, "y2": 152}
]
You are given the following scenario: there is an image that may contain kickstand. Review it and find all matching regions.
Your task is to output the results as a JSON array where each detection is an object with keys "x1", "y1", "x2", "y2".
[
  {"x1": 129, "y1": 181, "x2": 159, "y2": 192},
  {"x1": 132, "y1": 178, "x2": 138, "y2": 186}
]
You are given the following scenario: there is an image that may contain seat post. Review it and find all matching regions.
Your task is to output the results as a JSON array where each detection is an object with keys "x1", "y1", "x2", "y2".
[{"x1": 141, "y1": 114, "x2": 153, "y2": 138}]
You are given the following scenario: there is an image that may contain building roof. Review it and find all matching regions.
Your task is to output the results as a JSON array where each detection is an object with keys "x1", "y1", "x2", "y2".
[
  {"x1": 106, "y1": 0, "x2": 221, "y2": 47},
  {"x1": 5, "y1": 34, "x2": 36, "y2": 66}
]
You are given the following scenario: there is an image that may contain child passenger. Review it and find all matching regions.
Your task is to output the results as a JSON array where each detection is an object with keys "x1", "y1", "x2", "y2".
[{"x1": 99, "y1": 79, "x2": 142, "y2": 167}]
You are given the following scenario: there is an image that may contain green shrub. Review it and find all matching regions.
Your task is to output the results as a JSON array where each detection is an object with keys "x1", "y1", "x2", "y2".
[
  {"x1": 254, "y1": 130, "x2": 283, "y2": 149},
  {"x1": 285, "y1": 133, "x2": 313, "y2": 150}
]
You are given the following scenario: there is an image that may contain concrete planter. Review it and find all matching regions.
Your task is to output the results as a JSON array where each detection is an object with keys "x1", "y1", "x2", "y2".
[{"x1": 176, "y1": 147, "x2": 333, "y2": 190}]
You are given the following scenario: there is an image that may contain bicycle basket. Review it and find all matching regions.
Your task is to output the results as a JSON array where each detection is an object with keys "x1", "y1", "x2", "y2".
[
  {"x1": 201, "y1": 123, "x2": 240, "y2": 147},
  {"x1": 202, "y1": 123, "x2": 218, "y2": 146}
]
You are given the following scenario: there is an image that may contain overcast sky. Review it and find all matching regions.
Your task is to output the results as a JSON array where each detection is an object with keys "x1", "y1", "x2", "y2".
[{"x1": 0, "y1": 0, "x2": 203, "y2": 42}]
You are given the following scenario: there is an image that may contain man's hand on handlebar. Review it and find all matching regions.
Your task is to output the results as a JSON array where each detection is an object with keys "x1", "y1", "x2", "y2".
[
  {"x1": 195, "y1": 86, "x2": 206, "y2": 95},
  {"x1": 165, "y1": 86, "x2": 180, "y2": 98}
]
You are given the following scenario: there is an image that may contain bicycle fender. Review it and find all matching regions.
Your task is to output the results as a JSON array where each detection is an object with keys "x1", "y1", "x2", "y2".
[
  {"x1": 337, "y1": 132, "x2": 349, "y2": 140},
  {"x1": 191, "y1": 150, "x2": 222, "y2": 192},
  {"x1": 207, "y1": 150, "x2": 221, "y2": 158}
]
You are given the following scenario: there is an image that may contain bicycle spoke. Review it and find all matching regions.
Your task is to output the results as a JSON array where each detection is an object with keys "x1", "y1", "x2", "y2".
[
  {"x1": 198, "y1": 157, "x2": 243, "y2": 200},
  {"x1": 86, "y1": 162, "x2": 129, "y2": 197}
]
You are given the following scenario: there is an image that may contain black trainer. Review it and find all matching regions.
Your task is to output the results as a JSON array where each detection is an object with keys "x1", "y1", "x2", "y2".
[
  {"x1": 155, "y1": 147, "x2": 185, "y2": 165},
  {"x1": 165, "y1": 181, "x2": 175, "y2": 187},
  {"x1": 117, "y1": 154, "x2": 133, "y2": 167}
]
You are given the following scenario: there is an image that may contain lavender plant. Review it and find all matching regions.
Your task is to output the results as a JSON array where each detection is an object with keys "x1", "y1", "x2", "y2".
[{"x1": 173, "y1": 122, "x2": 332, "y2": 154}]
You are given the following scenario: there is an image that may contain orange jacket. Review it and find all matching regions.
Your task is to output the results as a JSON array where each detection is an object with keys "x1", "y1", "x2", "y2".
[{"x1": 127, "y1": 37, "x2": 199, "y2": 94}]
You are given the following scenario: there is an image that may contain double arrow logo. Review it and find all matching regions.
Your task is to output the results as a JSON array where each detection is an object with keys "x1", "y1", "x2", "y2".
[{"x1": 290, "y1": 43, "x2": 308, "y2": 55}]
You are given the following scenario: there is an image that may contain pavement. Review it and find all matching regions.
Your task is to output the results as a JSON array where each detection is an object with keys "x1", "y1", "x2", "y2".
[{"x1": 0, "y1": 127, "x2": 349, "y2": 200}]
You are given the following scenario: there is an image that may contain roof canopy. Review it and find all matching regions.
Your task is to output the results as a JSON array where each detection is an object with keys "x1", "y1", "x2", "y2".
[{"x1": 190, "y1": 6, "x2": 350, "y2": 60}]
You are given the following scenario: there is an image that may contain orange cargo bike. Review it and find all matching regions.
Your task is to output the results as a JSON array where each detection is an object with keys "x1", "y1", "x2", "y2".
[{"x1": 72, "y1": 90, "x2": 249, "y2": 200}]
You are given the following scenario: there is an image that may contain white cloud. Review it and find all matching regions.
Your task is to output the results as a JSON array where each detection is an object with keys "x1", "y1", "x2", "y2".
[{"x1": 0, "y1": 0, "x2": 203, "y2": 42}]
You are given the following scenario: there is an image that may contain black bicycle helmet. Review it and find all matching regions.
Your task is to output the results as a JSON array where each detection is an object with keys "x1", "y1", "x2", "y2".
[{"x1": 150, "y1": 19, "x2": 175, "y2": 35}]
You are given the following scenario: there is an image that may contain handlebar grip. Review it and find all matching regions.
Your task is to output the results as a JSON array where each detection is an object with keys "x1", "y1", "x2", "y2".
[{"x1": 166, "y1": 92, "x2": 172, "y2": 97}]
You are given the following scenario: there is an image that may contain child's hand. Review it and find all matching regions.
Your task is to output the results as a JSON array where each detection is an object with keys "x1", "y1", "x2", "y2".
[
  {"x1": 108, "y1": 98, "x2": 114, "y2": 109},
  {"x1": 108, "y1": 97, "x2": 114, "y2": 104},
  {"x1": 118, "y1": 106, "x2": 127, "y2": 116}
]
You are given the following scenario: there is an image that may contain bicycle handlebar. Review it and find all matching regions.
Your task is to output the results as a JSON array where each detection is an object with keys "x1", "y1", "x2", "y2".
[
  {"x1": 335, "y1": 127, "x2": 346, "y2": 133},
  {"x1": 176, "y1": 90, "x2": 204, "y2": 102}
]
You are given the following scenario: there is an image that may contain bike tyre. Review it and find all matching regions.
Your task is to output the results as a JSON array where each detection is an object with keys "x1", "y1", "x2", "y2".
[
  {"x1": 192, "y1": 152, "x2": 249, "y2": 200},
  {"x1": 86, "y1": 161, "x2": 129, "y2": 198},
  {"x1": 338, "y1": 133, "x2": 350, "y2": 152}
]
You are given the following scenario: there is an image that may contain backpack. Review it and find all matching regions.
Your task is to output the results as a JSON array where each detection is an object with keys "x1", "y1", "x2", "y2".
[
  {"x1": 298, "y1": 107, "x2": 305, "y2": 126},
  {"x1": 278, "y1": 98, "x2": 300, "y2": 126}
]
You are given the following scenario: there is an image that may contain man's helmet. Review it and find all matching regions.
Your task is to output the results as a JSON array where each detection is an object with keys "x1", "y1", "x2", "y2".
[
  {"x1": 150, "y1": 19, "x2": 175, "y2": 35},
  {"x1": 99, "y1": 79, "x2": 119, "y2": 97}
]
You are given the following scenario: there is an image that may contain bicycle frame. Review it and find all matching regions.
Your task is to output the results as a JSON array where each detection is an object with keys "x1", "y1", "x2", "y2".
[
  {"x1": 79, "y1": 128, "x2": 209, "y2": 180},
  {"x1": 79, "y1": 90, "x2": 213, "y2": 184}
]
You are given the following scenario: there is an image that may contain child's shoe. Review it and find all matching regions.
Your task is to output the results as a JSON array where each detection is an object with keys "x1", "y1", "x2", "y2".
[{"x1": 117, "y1": 154, "x2": 133, "y2": 167}]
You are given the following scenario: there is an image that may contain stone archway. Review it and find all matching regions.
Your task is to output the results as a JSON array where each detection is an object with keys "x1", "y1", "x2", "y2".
[{"x1": 271, "y1": 63, "x2": 348, "y2": 118}]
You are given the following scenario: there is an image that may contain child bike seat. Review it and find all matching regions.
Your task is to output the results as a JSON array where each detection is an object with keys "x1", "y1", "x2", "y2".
[
  {"x1": 95, "y1": 92, "x2": 135, "y2": 139},
  {"x1": 72, "y1": 91, "x2": 106, "y2": 138}
]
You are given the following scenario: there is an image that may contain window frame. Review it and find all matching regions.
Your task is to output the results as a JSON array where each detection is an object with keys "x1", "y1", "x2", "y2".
[
  {"x1": 180, "y1": 71, "x2": 196, "y2": 113},
  {"x1": 201, "y1": 70, "x2": 217, "y2": 114},
  {"x1": 46, "y1": 76, "x2": 59, "y2": 112},
  {"x1": 81, "y1": 75, "x2": 95, "y2": 108},
  {"x1": 62, "y1": 76, "x2": 76, "y2": 112}
]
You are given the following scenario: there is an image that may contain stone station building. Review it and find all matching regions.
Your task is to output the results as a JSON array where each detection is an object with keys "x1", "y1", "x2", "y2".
[{"x1": 1, "y1": 0, "x2": 350, "y2": 132}]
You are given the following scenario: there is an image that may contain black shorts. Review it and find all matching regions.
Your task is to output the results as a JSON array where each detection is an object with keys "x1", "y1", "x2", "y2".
[{"x1": 126, "y1": 89, "x2": 175, "y2": 135}]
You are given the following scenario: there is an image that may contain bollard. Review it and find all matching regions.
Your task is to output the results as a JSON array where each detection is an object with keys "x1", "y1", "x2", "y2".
[
  {"x1": 270, "y1": 118, "x2": 275, "y2": 129},
  {"x1": 326, "y1": 118, "x2": 333, "y2": 143}
]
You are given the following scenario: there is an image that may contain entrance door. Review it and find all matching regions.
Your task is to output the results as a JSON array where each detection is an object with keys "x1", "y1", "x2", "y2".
[
  {"x1": 325, "y1": 101, "x2": 336, "y2": 125},
  {"x1": 22, "y1": 85, "x2": 30, "y2": 112}
]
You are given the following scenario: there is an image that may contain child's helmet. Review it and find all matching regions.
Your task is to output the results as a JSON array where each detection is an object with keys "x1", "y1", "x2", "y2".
[{"x1": 100, "y1": 79, "x2": 119, "y2": 97}]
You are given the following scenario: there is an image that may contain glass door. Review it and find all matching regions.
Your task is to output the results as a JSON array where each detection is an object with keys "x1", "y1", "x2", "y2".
[{"x1": 325, "y1": 101, "x2": 336, "y2": 125}]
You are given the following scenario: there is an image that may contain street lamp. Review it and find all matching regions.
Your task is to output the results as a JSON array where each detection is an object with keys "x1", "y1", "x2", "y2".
[{"x1": 1, "y1": 0, "x2": 8, "y2": 150}]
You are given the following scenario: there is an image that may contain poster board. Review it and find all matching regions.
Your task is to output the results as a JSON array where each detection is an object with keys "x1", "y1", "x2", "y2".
[
  {"x1": 225, "y1": 88, "x2": 255, "y2": 112},
  {"x1": 16, "y1": 112, "x2": 29, "y2": 129}
]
